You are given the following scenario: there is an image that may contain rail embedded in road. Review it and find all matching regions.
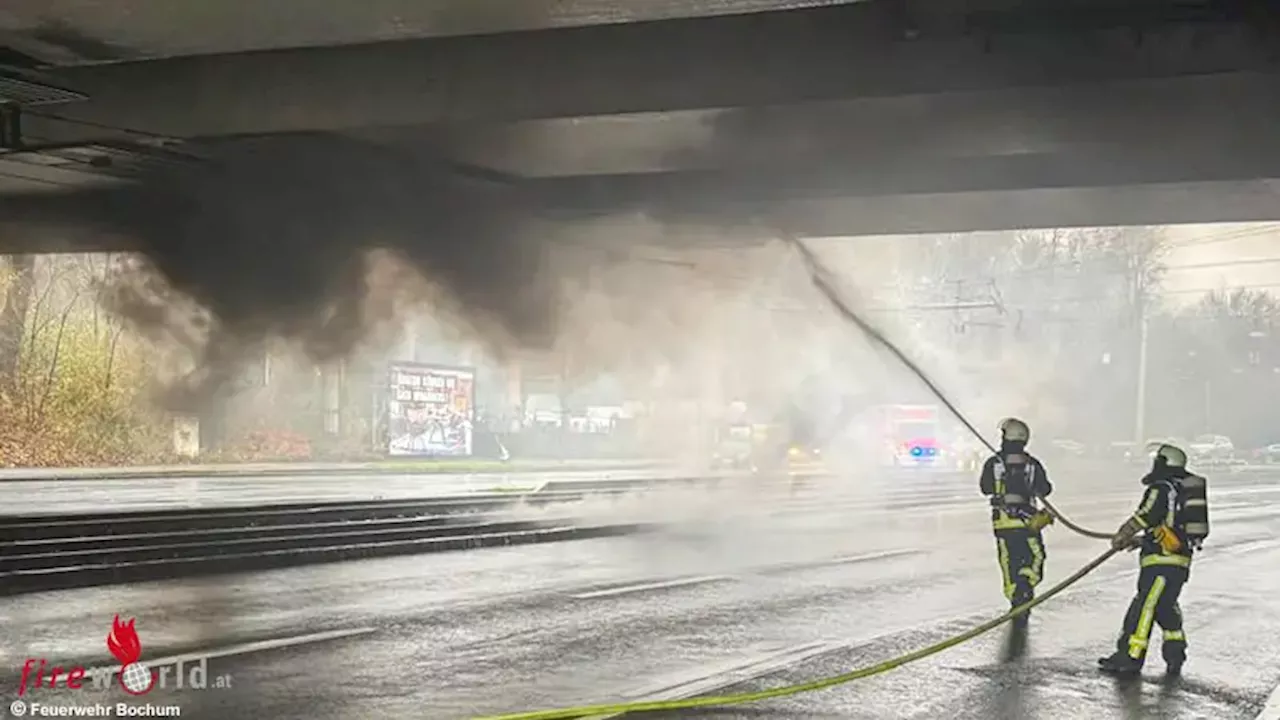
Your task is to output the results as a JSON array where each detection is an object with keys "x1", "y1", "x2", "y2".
[{"x1": 0, "y1": 473, "x2": 784, "y2": 596}]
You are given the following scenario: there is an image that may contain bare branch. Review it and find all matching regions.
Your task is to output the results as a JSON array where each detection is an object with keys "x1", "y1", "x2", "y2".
[{"x1": 35, "y1": 289, "x2": 82, "y2": 421}]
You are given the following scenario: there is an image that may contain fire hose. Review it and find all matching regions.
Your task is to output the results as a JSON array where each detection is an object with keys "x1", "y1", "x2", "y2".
[
  {"x1": 472, "y1": 546, "x2": 1120, "y2": 720},
  {"x1": 469, "y1": 239, "x2": 1120, "y2": 719},
  {"x1": 785, "y1": 236, "x2": 1115, "y2": 542}
]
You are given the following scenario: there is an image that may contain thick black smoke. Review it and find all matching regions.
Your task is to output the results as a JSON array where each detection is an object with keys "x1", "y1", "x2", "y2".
[{"x1": 75, "y1": 133, "x2": 563, "y2": 409}]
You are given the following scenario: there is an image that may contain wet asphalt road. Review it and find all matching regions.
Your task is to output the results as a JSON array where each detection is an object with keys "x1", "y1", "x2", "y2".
[{"x1": 2, "y1": 466, "x2": 1279, "y2": 720}]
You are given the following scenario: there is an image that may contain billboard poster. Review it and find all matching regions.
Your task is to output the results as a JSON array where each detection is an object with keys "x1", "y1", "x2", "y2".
[{"x1": 386, "y1": 363, "x2": 475, "y2": 457}]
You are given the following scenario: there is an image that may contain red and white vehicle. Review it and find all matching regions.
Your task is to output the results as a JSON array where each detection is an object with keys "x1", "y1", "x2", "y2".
[{"x1": 874, "y1": 404, "x2": 943, "y2": 467}]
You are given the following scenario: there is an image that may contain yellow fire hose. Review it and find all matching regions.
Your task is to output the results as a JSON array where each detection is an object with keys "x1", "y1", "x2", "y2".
[
  {"x1": 473, "y1": 511, "x2": 1120, "y2": 720},
  {"x1": 1042, "y1": 497, "x2": 1113, "y2": 540},
  {"x1": 468, "y1": 239, "x2": 1128, "y2": 720}
]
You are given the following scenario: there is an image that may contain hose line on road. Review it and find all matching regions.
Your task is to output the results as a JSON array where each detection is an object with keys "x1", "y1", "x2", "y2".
[
  {"x1": 472, "y1": 546, "x2": 1122, "y2": 720},
  {"x1": 1040, "y1": 497, "x2": 1114, "y2": 540},
  {"x1": 468, "y1": 239, "x2": 1127, "y2": 720},
  {"x1": 785, "y1": 235, "x2": 1114, "y2": 541}
]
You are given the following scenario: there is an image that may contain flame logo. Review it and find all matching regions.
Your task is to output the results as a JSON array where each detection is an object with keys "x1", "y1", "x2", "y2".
[
  {"x1": 107, "y1": 615, "x2": 155, "y2": 695},
  {"x1": 107, "y1": 615, "x2": 142, "y2": 665}
]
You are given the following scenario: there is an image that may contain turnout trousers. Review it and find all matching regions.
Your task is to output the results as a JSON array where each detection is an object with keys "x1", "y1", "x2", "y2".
[
  {"x1": 993, "y1": 527, "x2": 1046, "y2": 608},
  {"x1": 1114, "y1": 564, "x2": 1189, "y2": 666}
]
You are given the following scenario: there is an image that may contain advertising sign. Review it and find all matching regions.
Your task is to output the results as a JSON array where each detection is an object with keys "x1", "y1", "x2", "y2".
[{"x1": 386, "y1": 363, "x2": 475, "y2": 457}]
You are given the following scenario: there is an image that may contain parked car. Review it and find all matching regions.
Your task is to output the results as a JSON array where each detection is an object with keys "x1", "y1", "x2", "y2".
[
  {"x1": 1126, "y1": 437, "x2": 1190, "y2": 465},
  {"x1": 1254, "y1": 443, "x2": 1280, "y2": 464},
  {"x1": 1049, "y1": 439, "x2": 1087, "y2": 458},
  {"x1": 711, "y1": 423, "x2": 756, "y2": 471},
  {"x1": 1189, "y1": 434, "x2": 1235, "y2": 464}
]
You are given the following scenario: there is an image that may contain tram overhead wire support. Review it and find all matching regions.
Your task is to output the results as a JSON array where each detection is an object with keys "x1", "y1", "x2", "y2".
[
  {"x1": 0, "y1": 102, "x2": 19, "y2": 150},
  {"x1": 1, "y1": 65, "x2": 89, "y2": 151},
  {"x1": 0, "y1": 65, "x2": 87, "y2": 107}
]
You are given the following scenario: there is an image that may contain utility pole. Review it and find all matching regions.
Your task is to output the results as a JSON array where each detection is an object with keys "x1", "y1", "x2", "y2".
[
  {"x1": 1132, "y1": 247, "x2": 1149, "y2": 446},
  {"x1": 1203, "y1": 378, "x2": 1212, "y2": 434},
  {"x1": 1047, "y1": 232, "x2": 1060, "y2": 355},
  {"x1": 1134, "y1": 312, "x2": 1149, "y2": 445},
  {"x1": 952, "y1": 280, "x2": 965, "y2": 337}
]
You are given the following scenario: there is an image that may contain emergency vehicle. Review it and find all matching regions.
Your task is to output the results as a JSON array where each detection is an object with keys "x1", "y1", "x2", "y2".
[
  {"x1": 877, "y1": 404, "x2": 943, "y2": 467},
  {"x1": 710, "y1": 402, "x2": 827, "y2": 474}
]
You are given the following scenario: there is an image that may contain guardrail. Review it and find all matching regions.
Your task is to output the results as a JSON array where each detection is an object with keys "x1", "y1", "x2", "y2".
[
  {"x1": 0, "y1": 458, "x2": 670, "y2": 481},
  {"x1": 1, "y1": 465, "x2": 743, "y2": 518},
  {"x1": 0, "y1": 472, "x2": 770, "y2": 596}
]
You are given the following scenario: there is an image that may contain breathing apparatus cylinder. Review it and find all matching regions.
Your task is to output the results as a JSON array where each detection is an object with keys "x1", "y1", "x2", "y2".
[
  {"x1": 1180, "y1": 473, "x2": 1210, "y2": 548},
  {"x1": 1153, "y1": 443, "x2": 1210, "y2": 548}
]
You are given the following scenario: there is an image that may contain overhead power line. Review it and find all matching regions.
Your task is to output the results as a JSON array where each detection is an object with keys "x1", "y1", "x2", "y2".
[
  {"x1": 1159, "y1": 282, "x2": 1280, "y2": 296},
  {"x1": 999, "y1": 282, "x2": 1280, "y2": 311},
  {"x1": 1169, "y1": 223, "x2": 1280, "y2": 249},
  {"x1": 1164, "y1": 257, "x2": 1280, "y2": 272}
]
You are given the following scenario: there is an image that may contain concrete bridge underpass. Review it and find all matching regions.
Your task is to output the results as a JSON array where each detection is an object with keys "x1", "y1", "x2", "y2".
[{"x1": 2, "y1": 0, "x2": 1280, "y2": 249}]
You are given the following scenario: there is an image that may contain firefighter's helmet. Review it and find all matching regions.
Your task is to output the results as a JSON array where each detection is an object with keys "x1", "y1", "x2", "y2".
[
  {"x1": 1149, "y1": 443, "x2": 1188, "y2": 469},
  {"x1": 998, "y1": 417, "x2": 1031, "y2": 443}
]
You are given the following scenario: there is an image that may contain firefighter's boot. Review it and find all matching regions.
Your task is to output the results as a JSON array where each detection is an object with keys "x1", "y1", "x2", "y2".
[
  {"x1": 1011, "y1": 586, "x2": 1033, "y2": 630},
  {"x1": 1162, "y1": 640, "x2": 1186, "y2": 676},
  {"x1": 1097, "y1": 652, "x2": 1143, "y2": 676}
]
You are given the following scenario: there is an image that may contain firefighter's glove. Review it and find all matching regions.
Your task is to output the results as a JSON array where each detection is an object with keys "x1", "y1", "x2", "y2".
[
  {"x1": 1153, "y1": 525, "x2": 1184, "y2": 554},
  {"x1": 1111, "y1": 518, "x2": 1143, "y2": 551},
  {"x1": 1028, "y1": 510, "x2": 1055, "y2": 532},
  {"x1": 1110, "y1": 532, "x2": 1140, "y2": 551}
]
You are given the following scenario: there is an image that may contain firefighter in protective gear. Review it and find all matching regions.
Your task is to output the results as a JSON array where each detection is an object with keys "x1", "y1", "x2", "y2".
[
  {"x1": 979, "y1": 418, "x2": 1055, "y2": 629},
  {"x1": 1098, "y1": 443, "x2": 1203, "y2": 677}
]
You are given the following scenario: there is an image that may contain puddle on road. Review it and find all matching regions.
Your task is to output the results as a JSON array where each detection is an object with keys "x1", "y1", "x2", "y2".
[{"x1": 954, "y1": 657, "x2": 1258, "y2": 719}]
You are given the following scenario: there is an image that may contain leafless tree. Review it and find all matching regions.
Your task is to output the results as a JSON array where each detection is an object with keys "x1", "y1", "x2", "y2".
[
  {"x1": 1146, "y1": 289, "x2": 1280, "y2": 447},
  {"x1": 0, "y1": 255, "x2": 36, "y2": 391}
]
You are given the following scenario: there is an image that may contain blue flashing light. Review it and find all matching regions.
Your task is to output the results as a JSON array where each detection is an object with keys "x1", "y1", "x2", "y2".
[{"x1": 910, "y1": 446, "x2": 923, "y2": 457}]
